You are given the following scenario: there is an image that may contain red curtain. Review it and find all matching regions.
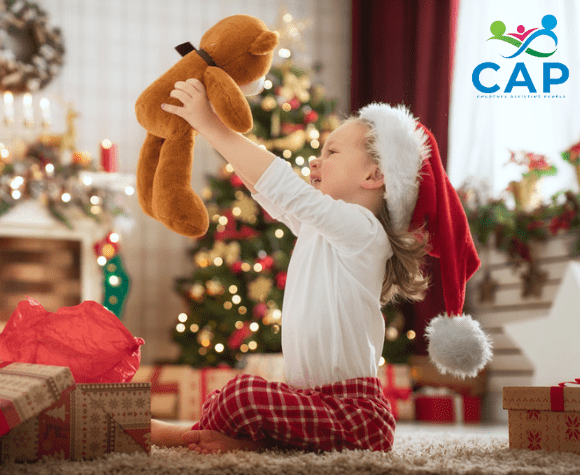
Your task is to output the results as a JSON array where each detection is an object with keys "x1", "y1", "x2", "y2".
[{"x1": 351, "y1": 0, "x2": 459, "y2": 354}]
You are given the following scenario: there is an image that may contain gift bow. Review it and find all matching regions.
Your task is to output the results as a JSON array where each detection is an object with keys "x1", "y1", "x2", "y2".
[{"x1": 550, "y1": 378, "x2": 580, "y2": 412}]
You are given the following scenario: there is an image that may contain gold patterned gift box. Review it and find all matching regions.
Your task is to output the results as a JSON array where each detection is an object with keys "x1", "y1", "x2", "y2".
[
  {"x1": 0, "y1": 361, "x2": 151, "y2": 462},
  {"x1": 503, "y1": 382, "x2": 580, "y2": 455}
]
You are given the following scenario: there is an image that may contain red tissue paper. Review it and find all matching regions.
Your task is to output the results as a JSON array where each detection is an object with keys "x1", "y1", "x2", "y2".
[{"x1": 0, "y1": 298, "x2": 144, "y2": 383}]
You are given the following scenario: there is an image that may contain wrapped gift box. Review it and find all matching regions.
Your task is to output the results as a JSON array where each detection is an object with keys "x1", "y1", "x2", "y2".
[
  {"x1": 0, "y1": 362, "x2": 150, "y2": 462},
  {"x1": 409, "y1": 355, "x2": 487, "y2": 395},
  {"x1": 180, "y1": 367, "x2": 241, "y2": 421},
  {"x1": 503, "y1": 384, "x2": 580, "y2": 454},
  {"x1": 415, "y1": 388, "x2": 481, "y2": 424},
  {"x1": 132, "y1": 365, "x2": 196, "y2": 420},
  {"x1": 133, "y1": 365, "x2": 240, "y2": 422},
  {"x1": 378, "y1": 364, "x2": 414, "y2": 421}
]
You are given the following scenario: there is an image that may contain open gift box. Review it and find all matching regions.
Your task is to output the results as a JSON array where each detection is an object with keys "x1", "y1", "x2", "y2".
[
  {"x1": 0, "y1": 361, "x2": 151, "y2": 462},
  {"x1": 503, "y1": 381, "x2": 580, "y2": 455}
]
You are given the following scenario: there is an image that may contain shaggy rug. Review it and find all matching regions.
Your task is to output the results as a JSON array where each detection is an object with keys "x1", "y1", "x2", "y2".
[{"x1": 2, "y1": 426, "x2": 580, "y2": 475}]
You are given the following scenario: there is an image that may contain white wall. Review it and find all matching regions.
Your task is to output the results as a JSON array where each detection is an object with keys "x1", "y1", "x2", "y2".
[{"x1": 34, "y1": 0, "x2": 351, "y2": 363}]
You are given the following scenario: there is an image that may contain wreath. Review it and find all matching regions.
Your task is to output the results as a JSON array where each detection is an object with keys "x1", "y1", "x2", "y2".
[{"x1": 0, "y1": 0, "x2": 65, "y2": 93}]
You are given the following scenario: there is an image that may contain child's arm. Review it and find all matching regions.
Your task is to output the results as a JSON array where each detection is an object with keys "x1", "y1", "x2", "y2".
[{"x1": 162, "y1": 78, "x2": 276, "y2": 190}]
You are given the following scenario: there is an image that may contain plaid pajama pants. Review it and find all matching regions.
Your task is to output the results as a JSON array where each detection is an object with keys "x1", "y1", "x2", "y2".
[{"x1": 191, "y1": 374, "x2": 395, "y2": 452}]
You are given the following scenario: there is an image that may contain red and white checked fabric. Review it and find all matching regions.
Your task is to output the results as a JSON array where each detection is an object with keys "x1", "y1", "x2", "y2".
[{"x1": 191, "y1": 374, "x2": 395, "y2": 452}]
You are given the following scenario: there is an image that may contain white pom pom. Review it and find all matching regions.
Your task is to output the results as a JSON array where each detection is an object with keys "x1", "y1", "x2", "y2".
[{"x1": 425, "y1": 313, "x2": 493, "y2": 379}]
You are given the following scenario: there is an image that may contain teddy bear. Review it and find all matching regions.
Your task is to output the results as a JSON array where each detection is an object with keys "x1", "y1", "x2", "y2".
[{"x1": 135, "y1": 15, "x2": 278, "y2": 237}]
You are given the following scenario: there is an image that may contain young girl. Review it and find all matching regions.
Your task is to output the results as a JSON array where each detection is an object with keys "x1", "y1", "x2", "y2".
[{"x1": 150, "y1": 78, "x2": 490, "y2": 453}]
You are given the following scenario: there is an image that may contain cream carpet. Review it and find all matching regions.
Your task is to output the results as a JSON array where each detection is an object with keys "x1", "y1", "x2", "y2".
[{"x1": 2, "y1": 424, "x2": 580, "y2": 475}]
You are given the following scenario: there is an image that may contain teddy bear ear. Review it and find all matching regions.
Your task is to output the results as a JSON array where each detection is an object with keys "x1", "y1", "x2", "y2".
[{"x1": 249, "y1": 31, "x2": 279, "y2": 55}]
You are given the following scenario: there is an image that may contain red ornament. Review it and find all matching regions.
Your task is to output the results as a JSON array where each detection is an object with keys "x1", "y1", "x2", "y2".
[
  {"x1": 252, "y1": 302, "x2": 268, "y2": 319},
  {"x1": 93, "y1": 231, "x2": 120, "y2": 259},
  {"x1": 239, "y1": 226, "x2": 259, "y2": 239},
  {"x1": 281, "y1": 122, "x2": 305, "y2": 135},
  {"x1": 304, "y1": 110, "x2": 319, "y2": 123},
  {"x1": 289, "y1": 97, "x2": 301, "y2": 109},
  {"x1": 230, "y1": 261, "x2": 243, "y2": 274},
  {"x1": 275, "y1": 271, "x2": 287, "y2": 290},
  {"x1": 230, "y1": 174, "x2": 244, "y2": 187},
  {"x1": 256, "y1": 256, "x2": 274, "y2": 272},
  {"x1": 227, "y1": 323, "x2": 252, "y2": 349}
]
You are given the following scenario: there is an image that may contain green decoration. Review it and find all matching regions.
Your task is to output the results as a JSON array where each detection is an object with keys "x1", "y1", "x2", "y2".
[{"x1": 103, "y1": 254, "x2": 130, "y2": 319}]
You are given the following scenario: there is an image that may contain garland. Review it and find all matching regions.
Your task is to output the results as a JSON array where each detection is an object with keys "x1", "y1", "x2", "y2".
[
  {"x1": 0, "y1": 0, "x2": 65, "y2": 93},
  {"x1": 0, "y1": 140, "x2": 130, "y2": 229},
  {"x1": 460, "y1": 189, "x2": 580, "y2": 267}
]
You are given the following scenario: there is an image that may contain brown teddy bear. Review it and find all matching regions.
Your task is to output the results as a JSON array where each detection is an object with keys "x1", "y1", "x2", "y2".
[{"x1": 135, "y1": 15, "x2": 278, "y2": 237}]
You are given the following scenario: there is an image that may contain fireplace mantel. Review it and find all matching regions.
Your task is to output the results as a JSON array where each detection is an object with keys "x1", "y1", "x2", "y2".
[{"x1": 0, "y1": 200, "x2": 109, "y2": 315}]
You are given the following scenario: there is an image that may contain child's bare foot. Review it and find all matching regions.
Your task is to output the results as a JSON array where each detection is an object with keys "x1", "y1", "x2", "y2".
[
  {"x1": 151, "y1": 419, "x2": 195, "y2": 447},
  {"x1": 181, "y1": 429, "x2": 271, "y2": 454}
]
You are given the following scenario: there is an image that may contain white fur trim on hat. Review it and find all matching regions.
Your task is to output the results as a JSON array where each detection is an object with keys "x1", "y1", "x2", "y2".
[
  {"x1": 358, "y1": 103, "x2": 430, "y2": 231},
  {"x1": 425, "y1": 313, "x2": 493, "y2": 379}
]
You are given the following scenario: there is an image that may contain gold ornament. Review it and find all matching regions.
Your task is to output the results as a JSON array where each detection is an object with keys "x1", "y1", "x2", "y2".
[
  {"x1": 189, "y1": 283, "x2": 205, "y2": 302},
  {"x1": 197, "y1": 325, "x2": 214, "y2": 346},
  {"x1": 248, "y1": 276, "x2": 273, "y2": 302},
  {"x1": 283, "y1": 72, "x2": 311, "y2": 102},
  {"x1": 206, "y1": 279, "x2": 225, "y2": 296},
  {"x1": 264, "y1": 130, "x2": 306, "y2": 152},
  {"x1": 232, "y1": 194, "x2": 258, "y2": 224},
  {"x1": 261, "y1": 96, "x2": 277, "y2": 111}
]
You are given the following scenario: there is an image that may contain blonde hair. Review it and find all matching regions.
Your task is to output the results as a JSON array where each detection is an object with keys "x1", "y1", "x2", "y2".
[{"x1": 343, "y1": 116, "x2": 430, "y2": 306}]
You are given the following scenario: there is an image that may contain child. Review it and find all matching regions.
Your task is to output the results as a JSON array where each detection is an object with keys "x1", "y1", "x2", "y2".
[{"x1": 150, "y1": 79, "x2": 491, "y2": 453}]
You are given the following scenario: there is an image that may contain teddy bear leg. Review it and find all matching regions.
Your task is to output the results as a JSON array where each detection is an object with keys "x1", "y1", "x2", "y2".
[
  {"x1": 151, "y1": 129, "x2": 209, "y2": 238},
  {"x1": 137, "y1": 132, "x2": 164, "y2": 219}
]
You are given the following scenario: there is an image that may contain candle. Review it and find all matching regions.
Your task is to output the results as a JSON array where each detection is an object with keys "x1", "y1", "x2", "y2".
[
  {"x1": 22, "y1": 93, "x2": 33, "y2": 127},
  {"x1": 101, "y1": 139, "x2": 118, "y2": 172},
  {"x1": 3, "y1": 92, "x2": 14, "y2": 126},
  {"x1": 39, "y1": 97, "x2": 51, "y2": 128}
]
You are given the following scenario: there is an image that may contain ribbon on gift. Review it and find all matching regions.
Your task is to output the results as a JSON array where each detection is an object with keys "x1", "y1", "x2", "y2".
[
  {"x1": 150, "y1": 366, "x2": 179, "y2": 395},
  {"x1": 382, "y1": 365, "x2": 413, "y2": 419},
  {"x1": 550, "y1": 378, "x2": 580, "y2": 412}
]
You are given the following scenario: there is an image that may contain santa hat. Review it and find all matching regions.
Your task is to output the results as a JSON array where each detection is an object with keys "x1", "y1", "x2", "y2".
[{"x1": 358, "y1": 103, "x2": 493, "y2": 379}]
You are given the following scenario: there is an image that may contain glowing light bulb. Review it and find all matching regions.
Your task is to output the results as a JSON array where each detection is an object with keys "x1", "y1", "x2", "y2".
[
  {"x1": 215, "y1": 343, "x2": 224, "y2": 353},
  {"x1": 178, "y1": 313, "x2": 187, "y2": 323},
  {"x1": 176, "y1": 323, "x2": 186, "y2": 333},
  {"x1": 61, "y1": 193, "x2": 71, "y2": 203}
]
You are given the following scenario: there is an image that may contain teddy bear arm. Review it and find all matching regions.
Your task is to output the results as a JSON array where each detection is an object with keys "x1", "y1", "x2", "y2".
[{"x1": 204, "y1": 66, "x2": 253, "y2": 133}]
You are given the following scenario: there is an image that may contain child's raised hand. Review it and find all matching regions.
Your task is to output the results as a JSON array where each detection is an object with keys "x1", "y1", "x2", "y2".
[{"x1": 162, "y1": 78, "x2": 220, "y2": 132}]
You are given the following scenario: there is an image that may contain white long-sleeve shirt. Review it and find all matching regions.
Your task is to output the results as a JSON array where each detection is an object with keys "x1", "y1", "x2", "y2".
[{"x1": 252, "y1": 158, "x2": 393, "y2": 389}]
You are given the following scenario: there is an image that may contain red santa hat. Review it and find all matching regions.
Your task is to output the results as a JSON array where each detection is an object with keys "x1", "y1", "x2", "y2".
[{"x1": 358, "y1": 103, "x2": 493, "y2": 378}]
